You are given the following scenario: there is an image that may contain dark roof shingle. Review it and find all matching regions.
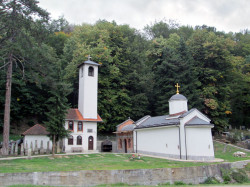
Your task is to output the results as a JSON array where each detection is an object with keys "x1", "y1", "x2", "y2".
[
  {"x1": 135, "y1": 115, "x2": 180, "y2": 129},
  {"x1": 185, "y1": 116, "x2": 214, "y2": 127}
]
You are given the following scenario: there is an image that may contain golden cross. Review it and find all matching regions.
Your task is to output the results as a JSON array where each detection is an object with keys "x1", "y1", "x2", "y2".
[{"x1": 175, "y1": 83, "x2": 180, "y2": 94}]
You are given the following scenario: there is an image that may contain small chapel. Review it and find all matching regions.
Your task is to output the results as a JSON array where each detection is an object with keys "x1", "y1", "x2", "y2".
[
  {"x1": 23, "y1": 56, "x2": 102, "y2": 153},
  {"x1": 116, "y1": 83, "x2": 215, "y2": 161}
]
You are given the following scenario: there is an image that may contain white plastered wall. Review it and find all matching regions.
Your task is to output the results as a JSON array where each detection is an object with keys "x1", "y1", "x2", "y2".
[
  {"x1": 179, "y1": 109, "x2": 214, "y2": 159},
  {"x1": 169, "y1": 100, "x2": 188, "y2": 115},
  {"x1": 135, "y1": 126, "x2": 180, "y2": 157},
  {"x1": 24, "y1": 135, "x2": 52, "y2": 150},
  {"x1": 186, "y1": 127, "x2": 214, "y2": 157},
  {"x1": 78, "y1": 64, "x2": 98, "y2": 119},
  {"x1": 64, "y1": 120, "x2": 97, "y2": 152}
]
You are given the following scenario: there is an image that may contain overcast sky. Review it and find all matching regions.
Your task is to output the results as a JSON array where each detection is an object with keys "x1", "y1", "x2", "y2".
[{"x1": 38, "y1": 0, "x2": 250, "y2": 33}]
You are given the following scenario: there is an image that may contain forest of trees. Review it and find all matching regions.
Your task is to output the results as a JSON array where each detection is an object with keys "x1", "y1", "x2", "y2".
[{"x1": 1, "y1": 1, "x2": 249, "y2": 140}]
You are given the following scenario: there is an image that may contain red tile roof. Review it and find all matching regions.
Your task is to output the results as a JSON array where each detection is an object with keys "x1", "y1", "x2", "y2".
[
  {"x1": 22, "y1": 124, "x2": 49, "y2": 136},
  {"x1": 116, "y1": 119, "x2": 134, "y2": 132},
  {"x1": 66, "y1": 108, "x2": 103, "y2": 122},
  {"x1": 169, "y1": 110, "x2": 187, "y2": 117}
]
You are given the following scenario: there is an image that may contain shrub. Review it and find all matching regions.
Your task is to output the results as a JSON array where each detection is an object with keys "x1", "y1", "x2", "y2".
[
  {"x1": 221, "y1": 168, "x2": 232, "y2": 184},
  {"x1": 202, "y1": 177, "x2": 220, "y2": 184},
  {"x1": 232, "y1": 169, "x2": 249, "y2": 183},
  {"x1": 174, "y1": 181, "x2": 186, "y2": 185}
]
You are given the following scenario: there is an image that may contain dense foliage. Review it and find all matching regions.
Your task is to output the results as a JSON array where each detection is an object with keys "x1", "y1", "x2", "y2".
[{"x1": 0, "y1": 2, "x2": 249, "y2": 135}]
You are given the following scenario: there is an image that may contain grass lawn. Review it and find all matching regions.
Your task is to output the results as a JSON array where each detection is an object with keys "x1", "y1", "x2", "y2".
[
  {"x1": 214, "y1": 141, "x2": 249, "y2": 162},
  {"x1": 0, "y1": 153, "x2": 212, "y2": 173},
  {"x1": 0, "y1": 141, "x2": 249, "y2": 174}
]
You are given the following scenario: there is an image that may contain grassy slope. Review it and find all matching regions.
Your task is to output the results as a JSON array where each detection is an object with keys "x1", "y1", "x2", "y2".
[
  {"x1": 0, "y1": 153, "x2": 210, "y2": 173},
  {"x1": 0, "y1": 141, "x2": 249, "y2": 173},
  {"x1": 214, "y1": 141, "x2": 249, "y2": 162}
]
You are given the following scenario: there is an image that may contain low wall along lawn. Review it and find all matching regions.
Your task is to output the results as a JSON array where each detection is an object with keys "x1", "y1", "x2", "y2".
[{"x1": 0, "y1": 160, "x2": 249, "y2": 186}]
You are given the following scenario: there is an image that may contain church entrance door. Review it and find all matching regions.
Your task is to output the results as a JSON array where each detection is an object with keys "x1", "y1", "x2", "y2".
[
  {"x1": 124, "y1": 139, "x2": 127, "y2": 153},
  {"x1": 88, "y1": 136, "x2": 93, "y2": 150}
]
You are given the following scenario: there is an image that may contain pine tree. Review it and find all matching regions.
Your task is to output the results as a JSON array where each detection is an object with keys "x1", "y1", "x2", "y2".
[{"x1": 44, "y1": 61, "x2": 71, "y2": 156}]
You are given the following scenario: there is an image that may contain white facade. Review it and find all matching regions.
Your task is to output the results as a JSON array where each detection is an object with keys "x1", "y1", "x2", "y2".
[
  {"x1": 24, "y1": 135, "x2": 52, "y2": 150},
  {"x1": 185, "y1": 127, "x2": 214, "y2": 159},
  {"x1": 64, "y1": 120, "x2": 97, "y2": 152},
  {"x1": 135, "y1": 126, "x2": 180, "y2": 158},
  {"x1": 78, "y1": 64, "x2": 98, "y2": 119}
]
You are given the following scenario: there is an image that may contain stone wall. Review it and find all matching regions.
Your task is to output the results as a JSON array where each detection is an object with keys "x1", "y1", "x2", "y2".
[{"x1": 0, "y1": 160, "x2": 249, "y2": 186}]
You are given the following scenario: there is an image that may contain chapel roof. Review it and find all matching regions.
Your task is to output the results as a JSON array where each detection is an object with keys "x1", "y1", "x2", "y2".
[
  {"x1": 66, "y1": 108, "x2": 103, "y2": 122},
  {"x1": 134, "y1": 108, "x2": 212, "y2": 129},
  {"x1": 135, "y1": 115, "x2": 180, "y2": 129},
  {"x1": 115, "y1": 118, "x2": 135, "y2": 133},
  {"x1": 121, "y1": 124, "x2": 136, "y2": 132},
  {"x1": 116, "y1": 118, "x2": 134, "y2": 128},
  {"x1": 185, "y1": 116, "x2": 214, "y2": 127},
  {"x1": 169, "y1": 94, "x2": 187, "y2": 101},
  {"x1": 22, "y1": 124, "x2": 49, "y2": 136}
]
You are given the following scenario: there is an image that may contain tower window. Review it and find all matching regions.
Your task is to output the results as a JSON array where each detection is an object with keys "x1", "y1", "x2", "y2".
[{"x1": 88, "y1": 66, "x2": 94, "y2": 76}]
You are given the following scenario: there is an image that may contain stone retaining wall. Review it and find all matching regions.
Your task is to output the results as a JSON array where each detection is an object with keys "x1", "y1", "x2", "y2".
[{"x1": 0, "y1": 160, "x2": 249, "y2": 186}]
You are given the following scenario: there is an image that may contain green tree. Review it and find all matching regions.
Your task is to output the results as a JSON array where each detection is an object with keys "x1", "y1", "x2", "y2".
[
  {"x1": 63, "y1": 20, "x2": 152, "y2": 131},
  {"x1": 0, "y1": 0, "x2": 49, "y2": 155},
  {"x1": 188, "y1": 30, "x2": 235, "y2": 132},
  {"x1": 150, "y1": 34, "x2": 201, "y2": 115},
  {"x1": 44, "y1": 61, "x2": 71, "y2": 156}
]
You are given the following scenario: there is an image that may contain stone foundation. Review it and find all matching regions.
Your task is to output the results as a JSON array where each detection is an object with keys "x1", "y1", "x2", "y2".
[{"x1": 0, "y1": 160, "x2": 249, "y2": 186}]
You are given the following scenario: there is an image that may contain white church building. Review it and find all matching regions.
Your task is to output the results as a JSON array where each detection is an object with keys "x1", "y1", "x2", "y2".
[
  {"x1": 133, "y1": 84, "x2": 214, "y2": 161},
  {"x1": 23, "y1": 57, "x2": 102, "y2": 153}
]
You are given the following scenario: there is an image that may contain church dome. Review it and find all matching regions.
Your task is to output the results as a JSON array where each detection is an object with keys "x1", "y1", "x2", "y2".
[{"x1": 169, "y1": 94, "x2": 187, "y2": 101}]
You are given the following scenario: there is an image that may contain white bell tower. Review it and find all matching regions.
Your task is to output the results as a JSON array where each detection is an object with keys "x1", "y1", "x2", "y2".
[{"x1": 78, "y1": 55, "x2": 100, "y2": 119}]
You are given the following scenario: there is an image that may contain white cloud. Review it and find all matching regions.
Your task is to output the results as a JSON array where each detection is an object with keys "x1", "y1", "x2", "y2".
[{"x1": 38, "y1": 0, "x2": 250, "y2": 32}]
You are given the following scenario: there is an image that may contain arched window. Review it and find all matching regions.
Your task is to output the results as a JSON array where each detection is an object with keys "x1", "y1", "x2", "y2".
[
  {"x1": 78, "y1": 121, "x2": 83, "y2": 131},
  {"x1": 77, "y1": 136, "x2": 82, "y2": 145},
  {"x1": 68, "y1": 121, "x2": 74, "y2": 131},
  {"x1": 88, "y1": 66, "x2": 94, "y2": 76},
  {"x1": 68, "y1": 135, "x2": 73, "y2": 145},
  {"x1": 128, "y1": 139, "x2": 131, "y2": 148}
]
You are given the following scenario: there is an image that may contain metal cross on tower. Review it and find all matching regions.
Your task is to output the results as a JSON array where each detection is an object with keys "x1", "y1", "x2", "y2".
[
  {"x1": 175, "y1": 83, "x2": 180, "y2": 94},
  {"x1": 88, "y1": 55, "x2": 92, "y2": 61}
]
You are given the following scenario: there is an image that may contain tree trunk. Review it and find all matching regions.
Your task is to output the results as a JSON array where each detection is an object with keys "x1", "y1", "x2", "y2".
[
  {"x1": 2, "y1": 54, "x2": 13, "y2": 156},
  {"x1": 52, "y1": 135, "x2": 55, "y2": 157}
]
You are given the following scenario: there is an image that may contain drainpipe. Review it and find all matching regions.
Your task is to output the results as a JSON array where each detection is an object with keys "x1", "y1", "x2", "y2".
[
  {"x1": 178, "y1": 126, "x2": 181, "y2": 159},
  {"x1": 184, "y1": 126, "x2": 187, "y2": 160},
  {"x1": 136, "y1": 131, "x2": 137, "y2": 153}
]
